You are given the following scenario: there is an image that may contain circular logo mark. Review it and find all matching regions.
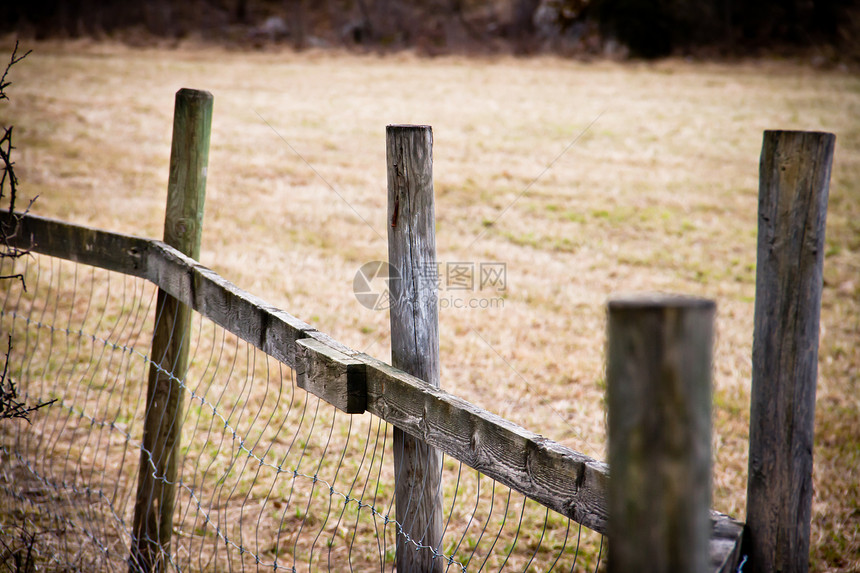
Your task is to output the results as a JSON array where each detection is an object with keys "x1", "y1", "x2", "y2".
[{"x1": 353, "y1": 261, "x2": 400, "y2": 310}]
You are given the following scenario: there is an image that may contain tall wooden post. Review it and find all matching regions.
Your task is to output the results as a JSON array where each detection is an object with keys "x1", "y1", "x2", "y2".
[
  {"x1": 746, "y1": 130, "x2": 835, "y2": 573},
  {"x1": 130, "y1": 88, "x2": 213, "y2": 572},
  {"x1": 386, "y1": 125, "x2": 444, "y2": 572},
  {"x1": 607, "y1": 295, "x2": 715, "y2": 573}
]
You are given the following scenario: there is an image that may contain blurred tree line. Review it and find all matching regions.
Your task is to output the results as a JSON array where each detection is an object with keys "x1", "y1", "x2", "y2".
[
  {"x1": 1, "y1": 0, "x2": 857, "y2": 59},
  {"x1": 595, "y1": 0, "x2": 857, "y2": 58}
]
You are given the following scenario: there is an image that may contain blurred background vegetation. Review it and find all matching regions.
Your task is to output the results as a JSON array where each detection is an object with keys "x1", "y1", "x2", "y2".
[{"x1": 2, "y1": 0, "x2": 858, "y2": 60}]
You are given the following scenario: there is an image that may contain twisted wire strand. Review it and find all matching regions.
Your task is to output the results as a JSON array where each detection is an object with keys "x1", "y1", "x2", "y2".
[{"x1": 0, "y1": 253, "x2": 603, "y2": 571}]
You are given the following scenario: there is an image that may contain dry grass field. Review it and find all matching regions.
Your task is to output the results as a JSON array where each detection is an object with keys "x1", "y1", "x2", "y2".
[{"x1": 1, "y1": 38, "x2": 858, "y2": 571}]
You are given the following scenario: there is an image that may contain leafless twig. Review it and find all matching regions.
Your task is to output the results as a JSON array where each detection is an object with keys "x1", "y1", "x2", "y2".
[
  {"x1": 0, "y1": 337, "x2": 56, "y2": 423},
  {"x1": 0, "y1": 42, "x2": 50, "y2": 423},
  {"x1": 1, "y1": 41, "x2": 37, "y2": 268}
]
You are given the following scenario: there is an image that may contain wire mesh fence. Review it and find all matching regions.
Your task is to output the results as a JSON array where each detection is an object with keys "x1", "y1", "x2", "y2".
[{"x1": 0, "y1": 252, "x2": 605, "y2": 571}]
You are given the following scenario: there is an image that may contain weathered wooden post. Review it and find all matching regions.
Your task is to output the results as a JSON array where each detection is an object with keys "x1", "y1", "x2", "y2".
[
  {"x1": 607, "y1": 294, "x2": 715, "y2": 573},
  {"x1": 746, "y1": 130, "x2": 835, "y2": 573},
  {"x1": 386, "y1": 124, "x2": 444, "y2": 572},
  {"x1": 130, "y1": 88, "x2": 213, "y2": 572}
]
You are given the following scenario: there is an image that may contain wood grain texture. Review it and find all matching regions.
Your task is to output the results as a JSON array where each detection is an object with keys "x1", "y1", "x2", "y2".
[
  {"x1": 607, "y1": 294, "x2": 715, "y2": 573},
  {"x1": 746, "y1": 130, "x2": 835, "y2": 573},
  {"x1": 131, "y1": 88, "x2": 213, "y2": 573},
  {"x1": 710, "y1": 511, "x2": 746, "y2": 573},
  {"x1": 145, "y1": 242, "x2": 314, "y2": 369},
  {"x1": 0, "y1": 210, "x2": 151, "y2": 278},
  {"x1": 361, "y1": 351, "x2": 611, "y2": 534},
  {"x1": 296, "y1": 337, "x2": 366, "y2": 413},
  {"x1": 386, "y1": 125, "x2": 444, "y2": 572},
  {"x1": 162, "y1": 88, "x2": 212, "y2": 262},
  {"x1": 0, "y1": 211, "x2": 317, "y2": 372},
  {"x1": 8, "y1": 213, "x2": 745, "y2": 570}
]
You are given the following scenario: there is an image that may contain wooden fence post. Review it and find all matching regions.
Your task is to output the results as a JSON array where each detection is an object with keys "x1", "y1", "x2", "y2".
[
  {"x1": 130, "y1": 88, "x2": 213, "y2": 572},
  {"x1": 607, "y1": 295, "x2": 715, "y2": 573},
  {"x1": 746, "y1": 130, "x2": 835, "y2": 573},
  {"x1": 386, "y1": 124, "x2": 444, "y2": 572}
]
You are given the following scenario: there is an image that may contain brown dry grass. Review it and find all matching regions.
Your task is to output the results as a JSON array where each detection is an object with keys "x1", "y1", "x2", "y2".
[
  {"x1": 1, "y1": 38, "x2": 858, "y2": 571},
  {"x1": 1, "y1": 256, "x2": 601, "y2": 571}
]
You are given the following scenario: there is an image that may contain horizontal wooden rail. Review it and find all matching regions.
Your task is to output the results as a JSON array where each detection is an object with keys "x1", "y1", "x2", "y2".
[{"x1": 1, "y1": 210, "x2": 744, "y2": 568}]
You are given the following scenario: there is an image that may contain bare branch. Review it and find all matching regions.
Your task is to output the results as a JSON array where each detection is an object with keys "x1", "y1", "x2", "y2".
[
  {"x1": 0, "y1": 40, "x2": 31, "y2": 102},
  {"x1": 0, "y1": 273, "x2": 25, "y2": 289},
  {"x1": 0, "y1": 43, "x2": 48, "y2": 423},
  {"x1": 1, "y1": 41, "x2": 36, "y2": 266},
  {"x1": 0, "y1": 337, "x2": 56, "y2": 423}
]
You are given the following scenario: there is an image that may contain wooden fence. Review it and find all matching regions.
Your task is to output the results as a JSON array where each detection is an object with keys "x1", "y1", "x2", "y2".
[{"x1": 1, "y1": 88, "x2": 835, "y2": 572}]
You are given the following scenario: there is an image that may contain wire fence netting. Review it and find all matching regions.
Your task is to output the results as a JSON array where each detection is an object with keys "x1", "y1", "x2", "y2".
[{"x1": 0, "y1": 253, "x2": 605, "y2": 571}]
